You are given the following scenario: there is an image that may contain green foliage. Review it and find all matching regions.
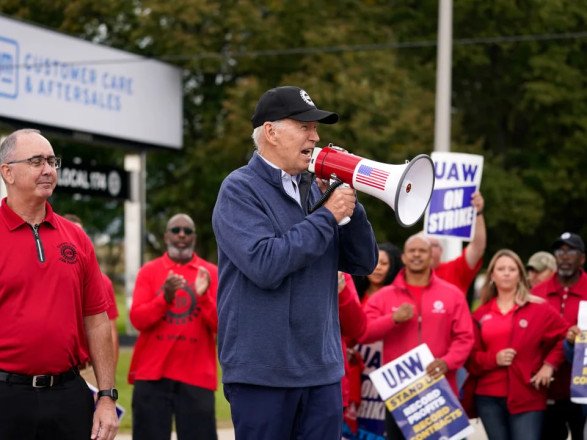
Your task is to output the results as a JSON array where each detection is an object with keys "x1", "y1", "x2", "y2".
[
  {"x1": 115, "y1": 348, "x2": 133, "y2": 432},
  {"x1": 2, "y1": 0, "x2": 587, "y2": 264},
  {"x1": 387, "y1": 0, "x2": 587, "y2": 258}
]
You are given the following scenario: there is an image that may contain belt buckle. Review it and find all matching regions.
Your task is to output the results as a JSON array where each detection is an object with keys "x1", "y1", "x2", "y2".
[{"x1": 32, "y1": 375, "x2": 53, "y2": 388}]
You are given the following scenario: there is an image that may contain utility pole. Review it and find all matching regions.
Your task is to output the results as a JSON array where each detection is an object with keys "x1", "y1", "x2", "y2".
[
  {"x1": 433, "y1": 0, "x2": 461, "y2": 260},
  {"x1": 434, "y1": 0, "x2": 452, "y2": 154}
]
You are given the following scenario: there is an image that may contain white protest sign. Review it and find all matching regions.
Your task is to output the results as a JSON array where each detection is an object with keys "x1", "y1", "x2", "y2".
[
  {"x1": 369, "y1": 344, "x2": 433, "y2": 401},
  {"x1": 370, "y1": 344, "x2": 473, "y2": 440}
]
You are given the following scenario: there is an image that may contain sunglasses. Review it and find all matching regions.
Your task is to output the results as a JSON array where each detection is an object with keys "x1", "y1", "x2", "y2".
[
  {"x1": 168, "y1": 226, "x2": 194, "y2": 235},
  {"x1": 554, "y1": 248, "x2": 581, "y2": 257}
]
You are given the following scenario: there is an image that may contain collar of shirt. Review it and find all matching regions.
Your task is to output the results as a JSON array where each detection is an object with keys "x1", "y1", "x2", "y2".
[
  {"x1": 545, "y1": 274, "x2": 587, "y2": 297},
  {"x1": 0, "y1": 198, "x2": 57, "y2": 231},
  {"x1": 257, "y1": 154, "x2": 301, "y2": 204},
  {"x1": 281, "y1": 172, "x2": 299, "y2": 187}
]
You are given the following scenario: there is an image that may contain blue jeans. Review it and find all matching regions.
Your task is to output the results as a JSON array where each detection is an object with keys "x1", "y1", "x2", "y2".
[{"x1": 475, "y1": 395, "x2": 543, "y2": 440}]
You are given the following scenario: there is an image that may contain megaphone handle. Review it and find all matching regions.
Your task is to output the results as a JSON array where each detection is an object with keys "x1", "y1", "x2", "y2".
[
  {"x1": 334, "y1": 181, "x2": 351, "y2": 226},
  {"x1": 308, "y1": 178, "x2": 344, "y2": 214},
  {"x1": 338, "y1": 216, "x2": 351, "y2": 226},
  {"x1": 308, "y1": 177, "x2": 351, "y2": 225}
]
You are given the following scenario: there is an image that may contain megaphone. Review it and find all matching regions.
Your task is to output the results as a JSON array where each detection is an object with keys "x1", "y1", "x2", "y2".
[{"x1": 308, "y1": 145, "x2": 435, "y2": 227}]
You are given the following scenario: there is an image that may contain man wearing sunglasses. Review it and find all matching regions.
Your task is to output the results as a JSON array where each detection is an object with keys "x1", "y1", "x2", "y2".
[
  {"x1": 0, "y1": 128, "x2": 118, "y2": 440},
  {"x1": 533, "y1": 232, "x2": 587, "y2": 440},
  {"x1": 213, "y1": 86, "x2": 378, "y2": 440},
  {"x1": 128, "y1": 213, "x2": 219, "y2": 440}
]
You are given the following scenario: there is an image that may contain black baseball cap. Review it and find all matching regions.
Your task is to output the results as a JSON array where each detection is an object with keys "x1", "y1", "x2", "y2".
[
  {"x1": 552, "y1": 232, "x2": 585, "y2": 253},
  {"x1": 251, "y1": 86, "x2": 339, "y2": 129}
]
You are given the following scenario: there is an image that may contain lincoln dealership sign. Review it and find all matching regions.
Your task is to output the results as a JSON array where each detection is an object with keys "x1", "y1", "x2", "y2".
[{"x1": 0, "y1": 14, "x2": 183, "y2": 149}]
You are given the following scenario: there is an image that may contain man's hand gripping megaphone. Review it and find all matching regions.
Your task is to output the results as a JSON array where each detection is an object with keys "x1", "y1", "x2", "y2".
[{"x1": 309, "y1": 144, "x2": 354, "y2": 226}]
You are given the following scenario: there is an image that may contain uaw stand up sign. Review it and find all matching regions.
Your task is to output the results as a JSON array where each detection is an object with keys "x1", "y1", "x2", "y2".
[
  {"x1": 369, "y1": 344, "x2": 473, "y2": 440},
  {"x1": 571, "y1": 301, "x2": 587, "y2": 404}
]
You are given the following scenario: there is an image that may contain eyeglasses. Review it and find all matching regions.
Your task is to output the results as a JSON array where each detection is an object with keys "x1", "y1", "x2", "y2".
[
  {"x1": 6, "y1": 155, "x2": 61, "y2": 169},
  {"x1": 168, "y1": 226, "x2": 194, "y2": 235},
  {"x1": 554, "y1": 248, "x2": 582, "y2": 257}
]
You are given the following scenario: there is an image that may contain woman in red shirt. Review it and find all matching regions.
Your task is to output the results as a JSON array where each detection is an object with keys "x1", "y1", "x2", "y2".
[{"x1": 465, "y1": 249, "x2": 568, "y2": 440}]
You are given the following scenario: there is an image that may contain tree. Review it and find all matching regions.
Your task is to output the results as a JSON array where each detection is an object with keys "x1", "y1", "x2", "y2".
[{"x1": 3, "y1": 0, "x2": 587, "y2": 265}]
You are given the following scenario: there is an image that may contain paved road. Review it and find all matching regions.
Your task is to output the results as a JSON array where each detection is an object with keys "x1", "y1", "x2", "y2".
[
  {"x1": 117, "y1": 428, "x2": 235, "y2": 440},
  {"x1": 116, "y1": 420, "x2": 490, "y2": 440}
]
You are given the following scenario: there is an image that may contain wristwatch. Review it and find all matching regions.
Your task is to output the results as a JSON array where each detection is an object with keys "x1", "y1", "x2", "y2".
[{"x1": 97, "y1": 388, "x2": 119, "y2": 401}]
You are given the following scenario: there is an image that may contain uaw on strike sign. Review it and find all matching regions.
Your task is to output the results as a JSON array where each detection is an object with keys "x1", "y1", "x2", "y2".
[
  {"x1": 369, "y1": 344, "x2": 473, "y2": 440},
  {"x1": 424, "y1": 153, "x2": 484, "y2": 241}
]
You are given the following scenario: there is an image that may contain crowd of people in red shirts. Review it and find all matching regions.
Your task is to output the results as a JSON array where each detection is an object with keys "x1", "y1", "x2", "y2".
[{"x1": 336, "y1": 191, "x2": 587, "y2": 440}]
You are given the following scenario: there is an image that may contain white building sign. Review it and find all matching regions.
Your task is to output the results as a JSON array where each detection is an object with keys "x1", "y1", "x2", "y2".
[{"x1": 0, "y1": 14, "x2": 183, "y2": 149}]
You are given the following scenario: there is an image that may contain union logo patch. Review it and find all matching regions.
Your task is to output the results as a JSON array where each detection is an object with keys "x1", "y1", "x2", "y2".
[
  {"x1": 58, "y1": 242, "x2": 78, "y2": 264},
  {"x1": 299, "y1": 89, "x2": 315, "y2": 107},
  {"x1": 165, "y1": 285, "x2": 200, "y2": 325},
  {"x1": 431, "y1": 300, "x2": 446, "y2": 313}
]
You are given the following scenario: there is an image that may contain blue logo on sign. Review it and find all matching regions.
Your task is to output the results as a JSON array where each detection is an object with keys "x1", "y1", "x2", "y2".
[{"x1": 0, "y1": 35, "x2": 18, "y2": 99}]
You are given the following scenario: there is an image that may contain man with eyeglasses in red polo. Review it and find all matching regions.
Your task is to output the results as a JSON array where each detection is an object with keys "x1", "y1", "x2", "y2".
[
  {"x1": 128, "y1": 213, "x2": 219, "y2": 440},
  {"x1": 533, "y1": 232, "x2": 587, "y2": 440},
  {"x1": 0, "y1": 128, "x2": 118, "y2": 440}
]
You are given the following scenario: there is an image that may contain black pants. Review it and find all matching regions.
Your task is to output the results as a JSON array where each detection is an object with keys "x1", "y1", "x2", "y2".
[
  {"x1": 223, "y1": 382, "x2": 343, "y2": 440},
  {"x1": 385, "y1": 409, "x2": 406, "y2": 440},
  {"x1": 541, "y1": 399, "x2": 586, "y2": 440},
  {"x1": 0, "y1": 375, "x2": 94, "y2": 440},
  {"x1": 132, "y1": 378, "x2": 217, "y2": 440}
]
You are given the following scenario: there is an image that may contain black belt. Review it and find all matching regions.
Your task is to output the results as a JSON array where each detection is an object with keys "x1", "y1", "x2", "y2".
[{"x1": 0, "y1": 368, "x2": 79, "y2": 388}]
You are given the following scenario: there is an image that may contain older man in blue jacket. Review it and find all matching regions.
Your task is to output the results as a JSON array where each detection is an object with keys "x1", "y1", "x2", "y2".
[{"x1": 212, "y1": 86, "x2": 378, "y2": 440}]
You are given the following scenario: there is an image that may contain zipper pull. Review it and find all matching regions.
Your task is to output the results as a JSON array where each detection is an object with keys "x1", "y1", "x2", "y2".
[{"x1": 31, "y1": 223, "x2": 46, "y2": 263}]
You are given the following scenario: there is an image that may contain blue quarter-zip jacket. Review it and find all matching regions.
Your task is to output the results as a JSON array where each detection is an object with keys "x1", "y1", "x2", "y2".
[{"x1": 212, "y1": 152, "x2": 378, "y2": 387}]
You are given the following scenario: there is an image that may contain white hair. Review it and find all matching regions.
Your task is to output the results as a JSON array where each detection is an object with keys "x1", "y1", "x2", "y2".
[
  {"x1": 251, "y1": 119, "x2": 286, "y2": 151},
  {"x1": 0, "y1": 128, "x2": 41, "y2": 163}
]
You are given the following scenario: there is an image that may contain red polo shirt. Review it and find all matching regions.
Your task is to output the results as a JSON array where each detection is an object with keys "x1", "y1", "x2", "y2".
[
  {"x1": 474, "y1": 300, "x2": 518, "y2": 397},
  {"x1": 0, "y1": 198, "x2": 109, "y2": 375}
]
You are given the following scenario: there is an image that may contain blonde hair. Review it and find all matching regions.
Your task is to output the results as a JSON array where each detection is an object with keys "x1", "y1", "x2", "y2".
[{"x1": 480, "y1": 249, "x2": 543, "y2": 306}]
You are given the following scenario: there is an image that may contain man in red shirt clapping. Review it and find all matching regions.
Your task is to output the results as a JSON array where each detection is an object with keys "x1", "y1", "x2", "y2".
[{"x1": 128, "y1": 214, "x2": 219, "y2": 440}]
